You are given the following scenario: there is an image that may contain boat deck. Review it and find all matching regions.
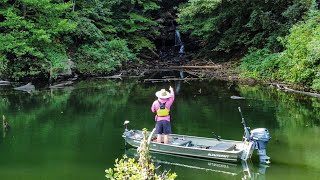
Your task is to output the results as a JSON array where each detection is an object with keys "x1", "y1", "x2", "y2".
[
  {"x1": 169, "y1": 137, "x2": 236, "y2": 151},
  {"x1": 124, "y1": 130, "x2": 246, "y2": 162}
]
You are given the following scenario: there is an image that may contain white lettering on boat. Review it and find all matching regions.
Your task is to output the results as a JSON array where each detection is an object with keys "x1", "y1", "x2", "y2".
[
  {"x1": 208, "y1": 153, "x2": 229, "y2": 159},
  {"x1": 207, "y1": 162, "x2": 229, "y2": 168},
  {"x1": 134, "y1": 140, "x2": 141, "y2": 143}
]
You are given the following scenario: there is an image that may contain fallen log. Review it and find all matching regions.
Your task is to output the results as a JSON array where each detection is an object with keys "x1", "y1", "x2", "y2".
[
  {"x1": 185, "y1": 71, "x2": 204, "y2": 78},
  {"x1": 269, "y1": 83, "x2": 320, "y2": 98},
  {"x1": 283, "y1": 87, "x2": 320, "y2": 98},
  {"x1": 168, "y1": 65, "x2": 221, "y2": 69},
  {"x1": 144, "y1": 78, "x2": 201, "y2": 82},
  {"x1": 0, "y1": 80, "x2": 11, "y2": 85},
  {"x1": 162, "y1": 76, "x2": 176, "y2": 79}
]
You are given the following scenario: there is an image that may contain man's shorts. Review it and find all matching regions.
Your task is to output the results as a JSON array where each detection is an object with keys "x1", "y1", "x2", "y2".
[{"x1": 155, "y1": 120, "x2": 171, "y2": 135}]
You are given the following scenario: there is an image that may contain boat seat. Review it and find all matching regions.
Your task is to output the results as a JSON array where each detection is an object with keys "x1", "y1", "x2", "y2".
[
  {"x1": 209, "y1": 143, "x2": 235, "y2": 151},
  {"x1": 171, "y1": 139, "x2": 192, "y2": 146}
]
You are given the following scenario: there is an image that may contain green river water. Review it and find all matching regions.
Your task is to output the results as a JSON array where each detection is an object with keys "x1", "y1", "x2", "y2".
[{"x1": 0, "y1": 78, "x2": 320, "y2": 179}]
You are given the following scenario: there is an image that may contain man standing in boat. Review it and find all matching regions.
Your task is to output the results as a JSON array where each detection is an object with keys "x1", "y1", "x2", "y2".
[{"x1": 151, "y1": 86, "x2": 175, "y2": 144}]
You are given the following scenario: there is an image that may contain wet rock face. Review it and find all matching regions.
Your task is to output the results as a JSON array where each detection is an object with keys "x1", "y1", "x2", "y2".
[
  {"x1": 153, "y1": 0, "x2": 189, "y2": 62},
  {"x1": 154, "y1": 15, "x2": 187, "y2": 61},
  {"x1": 155, "y1": 11, "x2": 176, "y2": 47}
]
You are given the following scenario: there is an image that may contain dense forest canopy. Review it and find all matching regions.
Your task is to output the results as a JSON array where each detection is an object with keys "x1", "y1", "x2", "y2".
[
  {"x1": 178, "y1": 0, "x2": 320, "y2": 90},
  {"x1": 0, "y1": 0, "x2": 160, "y2": 80},
  {"x1": 0, "y1": 0, "x2": 320, "y2": 91},
  {"x1": 178, "y1": 0, "x2": 312, "y2": 53}
]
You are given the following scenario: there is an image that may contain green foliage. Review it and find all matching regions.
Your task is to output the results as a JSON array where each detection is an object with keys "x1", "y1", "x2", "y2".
[
  {"x1": 67, "y1": 0, "x2": 160, "y2": 76},
  {"x1": 0, "y1": 0, "x2": 76, "y2": 80},
  {"x1": 0, "y1": 0, "x2": 160, "y2": 80},
  {"x1": 0, "y1": 55, "x2": 8, "y2": 77},
  {"x1": 74, "y1": 40, "x2": 134, "y2": 75},
  {"x1": 46, "y1": 45, "x2": 72, "y2": 79},
  {"x1": 109, "y1": 0, "x2": 160, "y2": 52},
  {"x1": 178, "y1": 0, "x2": 312, "y2": 55},
  {"x1": 240, "y1": 7, "x2": 320, "y2": 91},
  {"x1": 71, "y1": 0, "x2": 159, "y2": 52},
  {"x1": 277, "y1": 9, "x2": 320, "y2": 87},
  {"x1": 106, "y1": 129, "x2": 177, "y2": 180},
  {"x1": 240, "y1": 48, "x2": 280, "y2": 80}
]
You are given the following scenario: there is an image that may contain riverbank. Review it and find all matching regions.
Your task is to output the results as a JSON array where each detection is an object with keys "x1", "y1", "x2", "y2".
[
  {"x1": 120, "y1": 58, "x2": 320, "y2": 98},
  {"x1": 1, "y1": 57, "x2": 320, "y2": 98}
]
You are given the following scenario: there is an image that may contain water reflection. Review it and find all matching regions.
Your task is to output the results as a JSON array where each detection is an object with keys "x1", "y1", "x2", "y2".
[
  {"x1": 0, "y1": 79, "x2": 319, "y2": 179},
  {"x1": 125, "y1": 148, "x2": 267, "y2": 180}
]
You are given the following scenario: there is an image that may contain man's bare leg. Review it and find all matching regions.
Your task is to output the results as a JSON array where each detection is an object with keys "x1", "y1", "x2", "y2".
[
  {"x1": 164, "y1": 135, "x2": 169, "y2": 144},
  {"x1": 157, "y1": 134, "x2": 162, "y2": 143}
]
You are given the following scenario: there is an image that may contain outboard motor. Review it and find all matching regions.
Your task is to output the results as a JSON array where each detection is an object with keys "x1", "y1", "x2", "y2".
[
  {"x1": 238, "y1": 107, "x2": 271, "y2": 164},
  {"x1": 250, "y1": 128, "x2": 271, "y2": 164}
]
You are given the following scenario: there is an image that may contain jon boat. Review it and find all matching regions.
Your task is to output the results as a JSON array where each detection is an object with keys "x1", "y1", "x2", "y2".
[{"x1": 123, "y1": 107, "x2": 271, "y2": 164}]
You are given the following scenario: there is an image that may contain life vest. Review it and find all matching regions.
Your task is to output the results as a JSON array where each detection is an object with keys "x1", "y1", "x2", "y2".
[{"x1": 156, "y1": 100, "x2": 170, "y2": 117}]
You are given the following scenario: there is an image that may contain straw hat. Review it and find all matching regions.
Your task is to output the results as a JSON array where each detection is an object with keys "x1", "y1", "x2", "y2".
[{"x1": 155, "y1": 89, "x2": 171, "y2": 99}]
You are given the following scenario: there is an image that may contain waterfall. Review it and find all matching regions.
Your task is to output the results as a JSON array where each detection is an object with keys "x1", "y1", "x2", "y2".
[{"x1": 175, "y1": 29, "x2": 185, "y2": 56}]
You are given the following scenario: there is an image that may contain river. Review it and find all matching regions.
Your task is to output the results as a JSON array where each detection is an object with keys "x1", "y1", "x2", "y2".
[{"x1": 0, "y1": 78, "x2": 319, "y2": 179}]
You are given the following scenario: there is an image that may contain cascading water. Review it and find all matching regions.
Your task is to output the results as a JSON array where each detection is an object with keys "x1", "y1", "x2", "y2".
[{"x1": 175, "y1": 29, "x2": 185, "y2": 57}]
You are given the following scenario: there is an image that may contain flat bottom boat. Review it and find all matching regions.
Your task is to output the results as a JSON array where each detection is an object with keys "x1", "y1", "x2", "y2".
[
  {"x1": 123, "y1": 108, "x2": 271, "y2": 164},
  {"x1": 124, "y1": 129, "x2": 253, "y2": 163}
]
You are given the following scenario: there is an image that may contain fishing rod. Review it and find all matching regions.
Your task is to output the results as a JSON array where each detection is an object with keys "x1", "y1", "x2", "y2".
[{"x1": 238, "y1": 107, "x2": 251, "y2": 141}]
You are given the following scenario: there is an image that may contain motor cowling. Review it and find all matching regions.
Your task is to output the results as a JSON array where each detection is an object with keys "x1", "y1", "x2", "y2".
[{"x1": 250, "y1": 128, "x2": 271, "y2": 164}]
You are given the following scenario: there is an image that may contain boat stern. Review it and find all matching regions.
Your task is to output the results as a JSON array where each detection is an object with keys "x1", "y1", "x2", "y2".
[
  {"x1": 240, "y1": 141, "x2": 255, "y2": 161},
  {"x1": 250, "y1": 128, "x2": 271, "y2": 164}
]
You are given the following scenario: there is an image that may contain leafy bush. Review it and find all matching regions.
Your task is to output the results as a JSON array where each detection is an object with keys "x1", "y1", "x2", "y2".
[
  {"x1": 178, "y1": 0, "x2": 312, "y2": 56},
  {"x1": 0, "y1": 0, "x2": 76, "y2": 80},
  {"x1": 109, "y1": 0, "x2": 160, "y2": 53},
  {"x1": 67, "y1": 0, "x2": 160, "y2": 76},
  {"x1": 277, "y1": 9, "x2": 320, "y2": 87},
  {"x1": 240, "y1": 48, "x2": 280, "y2": 80},
  {"x1": 0, "y1": 0, "x2": 160, "y2": 80},
  {"x1": 106, "y1": 129, "x2": 177, "y2": 180},
  {"x1": 240, "y1": 6, "x2": 320, "y2": 91},
  {"x1": 74, "y1": 40, "x2": 135, "y2": 75},
  {"x1": 0, "y1": 56, "x2": 8, "y2": 78}
]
